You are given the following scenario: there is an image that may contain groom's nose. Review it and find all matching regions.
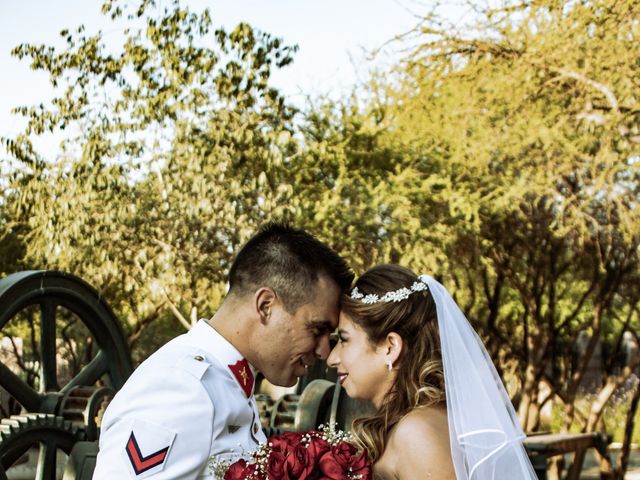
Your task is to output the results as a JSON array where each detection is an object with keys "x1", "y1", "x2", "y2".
[{"x1": 314, "y1": 333, "x2": 332, "y2": 360}]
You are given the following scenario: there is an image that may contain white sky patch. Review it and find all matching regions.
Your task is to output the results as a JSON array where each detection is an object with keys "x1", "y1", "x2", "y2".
[{"x1": 0, "y1": 0, "x2": 436, "y2": 163}]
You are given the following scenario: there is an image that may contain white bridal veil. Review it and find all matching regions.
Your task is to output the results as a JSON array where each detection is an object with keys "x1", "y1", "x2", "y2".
[{"x1": 421, "y1": 275, "x2": 537, "y2": 480}]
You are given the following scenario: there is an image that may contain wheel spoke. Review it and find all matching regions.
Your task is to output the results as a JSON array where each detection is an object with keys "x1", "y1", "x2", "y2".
[
  {"x1": 36, "y1": 440, "x2": 58, "y2": 480},
  {"x1": 61, "y1": 350, "x2": 108, "y2": 393},
  {"x1": 0, "y1": 362, "x2": 41, "y2": 412},
  {"x1": 40, "y1": 300, "x2": 59, "y2": 391}
]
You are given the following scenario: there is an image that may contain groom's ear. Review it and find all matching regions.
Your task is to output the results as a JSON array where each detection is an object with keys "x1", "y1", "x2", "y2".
[
  {"x1": 384, "y1": 332, "x2": 403, "y2": 364},
  {"x1": 254, "y1": 287, "x2": 276, "y2": 324}
]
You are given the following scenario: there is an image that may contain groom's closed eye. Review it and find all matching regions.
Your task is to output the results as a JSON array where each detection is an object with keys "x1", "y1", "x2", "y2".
[{"x1": 308, "y1": 320, "x2": 333, "y2": 336}]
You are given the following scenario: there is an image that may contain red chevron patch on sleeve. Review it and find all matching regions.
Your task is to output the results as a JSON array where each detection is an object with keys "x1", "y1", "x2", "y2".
[{"x1": 126, "y1": 431, "x2": 170, "y2": 475}]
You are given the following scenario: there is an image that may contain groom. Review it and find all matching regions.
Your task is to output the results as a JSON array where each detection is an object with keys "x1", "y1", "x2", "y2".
[{"x1": 93, "y1": 223, "x2": 353, "y2": 479}]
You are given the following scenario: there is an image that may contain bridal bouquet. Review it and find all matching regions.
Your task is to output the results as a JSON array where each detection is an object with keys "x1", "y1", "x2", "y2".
[{"x1": 214, "y1": 425, "x2": 372, "y2": 480}]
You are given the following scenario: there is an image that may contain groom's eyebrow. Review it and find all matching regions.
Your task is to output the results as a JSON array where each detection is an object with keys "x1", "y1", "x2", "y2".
[{"x1": 309, "y1": 319, "x2": 333, "y2": 334}]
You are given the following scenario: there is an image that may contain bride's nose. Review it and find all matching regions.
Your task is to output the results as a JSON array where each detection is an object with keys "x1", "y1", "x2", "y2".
[{"x1": 326, "y1": 344, "x2": 339, "y2": 368}]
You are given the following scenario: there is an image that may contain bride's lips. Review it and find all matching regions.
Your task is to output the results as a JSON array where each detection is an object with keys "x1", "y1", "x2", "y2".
[{"x1": 337, "y1": 371, "x2": 348, "y2": 385}]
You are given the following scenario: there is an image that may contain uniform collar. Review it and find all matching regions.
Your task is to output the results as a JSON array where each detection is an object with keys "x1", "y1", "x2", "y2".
[{"x1": 187, "y1": 319, "x2": 256, "y2": 398}]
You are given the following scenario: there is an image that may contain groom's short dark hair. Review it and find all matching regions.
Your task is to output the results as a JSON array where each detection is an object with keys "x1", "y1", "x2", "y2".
[{"x1": 228, "y1": 223, "x2": 353, "y2": 312}]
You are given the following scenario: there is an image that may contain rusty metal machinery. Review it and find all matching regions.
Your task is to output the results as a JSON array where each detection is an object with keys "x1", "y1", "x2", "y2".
[
  {"x1": 58, "y1": 386, "x2": 115, "y2": 442},
  {"x1": 262, "y1": 379, "x2": 375, "y2": 434},
  {"x1": 0, "y1": 271, "x2": 133, "y2": 478}
]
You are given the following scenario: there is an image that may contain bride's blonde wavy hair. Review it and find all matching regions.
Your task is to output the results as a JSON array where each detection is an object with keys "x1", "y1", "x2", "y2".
[{"x1": 342, "y1": 264, "x2": 445, "y2": 462}]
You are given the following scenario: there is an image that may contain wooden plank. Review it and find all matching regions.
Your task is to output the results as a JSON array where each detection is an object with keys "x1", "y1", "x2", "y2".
[{"x1": 523, "y1": 432, "x2": 599, "y2": 456}]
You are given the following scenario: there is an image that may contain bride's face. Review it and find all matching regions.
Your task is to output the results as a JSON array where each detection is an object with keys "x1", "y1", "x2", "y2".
[{"x1": 327, "y1": 311, "x2": 395, "y2": 408}]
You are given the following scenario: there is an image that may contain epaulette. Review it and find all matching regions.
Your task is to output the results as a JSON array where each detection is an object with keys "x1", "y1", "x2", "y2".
[{"x1": 176, "y1": 351, "x2": 210, "y2": 380}]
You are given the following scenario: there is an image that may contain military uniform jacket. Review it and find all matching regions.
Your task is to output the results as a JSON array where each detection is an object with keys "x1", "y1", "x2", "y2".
[{"x1": 93, "y1": 320, "x2": 266, "y2": 479}]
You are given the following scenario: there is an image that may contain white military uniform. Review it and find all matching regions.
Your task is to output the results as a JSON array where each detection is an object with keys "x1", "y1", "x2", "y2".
[{"x1": 93, "y1": 320, "x2": 266, "y2": 479}]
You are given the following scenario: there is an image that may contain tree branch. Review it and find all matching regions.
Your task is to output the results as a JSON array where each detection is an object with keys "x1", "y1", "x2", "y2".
[{"x1": 548, "y1": 67, "x2": 620, "y2": 114}]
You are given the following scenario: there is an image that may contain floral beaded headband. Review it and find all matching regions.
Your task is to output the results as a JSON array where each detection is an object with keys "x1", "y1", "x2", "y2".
[{"x1": 349, "y1": 274, "x2": 430, "y2": 304}]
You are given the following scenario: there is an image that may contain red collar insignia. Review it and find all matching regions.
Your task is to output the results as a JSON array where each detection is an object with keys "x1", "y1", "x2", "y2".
[{"x1": 228, "y1": 358, "x2": 254, "y2": 398}]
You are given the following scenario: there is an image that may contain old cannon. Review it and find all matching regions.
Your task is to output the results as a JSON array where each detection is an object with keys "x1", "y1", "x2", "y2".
[
  {"x1": 0, "y1": 271, "x2": 372, "y2": 479},
  {"x1": 0, "y1": 271, "x2": 133, "y2": 479}
]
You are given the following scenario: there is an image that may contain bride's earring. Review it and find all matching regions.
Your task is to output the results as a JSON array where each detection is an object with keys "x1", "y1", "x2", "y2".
[{"x1": 386, "y1": 360, "x2": 393, "y2": 371}]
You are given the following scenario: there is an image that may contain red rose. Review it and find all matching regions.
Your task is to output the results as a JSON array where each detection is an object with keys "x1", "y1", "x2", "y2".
[
  {"x1": 282, "y1": 431, "x2": 304, "y2": 447},
  {"x1": 266, "y1": 451, "x2": 286, "y2": 479},
  {"x1": 224, "y1": 459, "x2": 249, "y2": 480},
  {"x1": 285, "y1": 443, "x2": 311, "y2": 479},
  {"x1": 349, "y1": 450, "x2": 372, "y2": 479},
  {"x1": 318, "y1": 443, "x2": 366, "y2": 480},
  {"x1": 318, "y1": 451, "x2": 348, "y2": 479},
  {"x1": 269, "y1": 435, "x2": 289, "y2": 453},
  {"x1": 332, "y1": 442, "x2": 357, "y2": 467},
  {"x1": 306, "y1": 435, "x2": 330, "y2": 464},
  {"x1": 243, "y1": 463, "x2": 259, "y2": 478},
  {"x1": 269, "y1": 431, "x2": 302, "y2": 453}
]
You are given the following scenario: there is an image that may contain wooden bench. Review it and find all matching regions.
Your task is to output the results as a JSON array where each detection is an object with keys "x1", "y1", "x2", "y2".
[{"x1": 524, "y1": 432, "x2": 610, "y2": 479}]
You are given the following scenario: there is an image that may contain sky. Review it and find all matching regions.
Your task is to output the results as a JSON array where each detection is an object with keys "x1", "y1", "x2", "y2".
[{"x1": 0, "y1": 0, "x2": 429, "y2": 158}]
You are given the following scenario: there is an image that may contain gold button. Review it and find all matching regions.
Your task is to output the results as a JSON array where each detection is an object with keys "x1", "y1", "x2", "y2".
[
  {"x1": 194, "y1": 355, "x2": 204, "y2": 361},
  {"x1": 253, "y1": 423, "x2": 259, "y2": 434}
]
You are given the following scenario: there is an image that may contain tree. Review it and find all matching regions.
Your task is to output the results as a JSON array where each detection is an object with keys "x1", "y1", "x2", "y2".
[
  {"x1": 3, "y1": 0, "x2": 300, "y2": 356},
  {"x1": 377, "y1": 0, "x2": 640, "y2": 475}
]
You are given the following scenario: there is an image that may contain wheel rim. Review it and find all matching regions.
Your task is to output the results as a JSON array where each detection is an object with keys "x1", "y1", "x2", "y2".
[{"x1": 0, "y1": 271, "x2": 133, "y2": 415}]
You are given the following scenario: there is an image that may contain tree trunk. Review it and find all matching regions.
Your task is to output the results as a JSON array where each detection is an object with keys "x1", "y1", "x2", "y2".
[
  {"x1": 614, "y1": 376, "x2": 640, "y2": 479},
  {"x1": 519, "y1": 363, "x2": 538, "y2": 429},
  {"x1": 527, "y1": 401, "x2": 541, "y2": 432},
  {"x1": 563, "y1": 397, "x2": 576, "y2": 431}
]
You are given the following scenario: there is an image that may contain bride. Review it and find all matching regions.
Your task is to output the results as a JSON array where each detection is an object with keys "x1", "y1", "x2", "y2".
[{"x1": 327, "y1": 264, "x2": 537, "y2": 479}]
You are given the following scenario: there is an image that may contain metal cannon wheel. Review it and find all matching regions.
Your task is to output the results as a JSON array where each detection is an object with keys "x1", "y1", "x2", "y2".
[
  {"x1": 0, "y1": 271, "x2": 133, "y2": 421},
  {"x1": 263, "y1": 380, "x2": 337, "y2": 433},
  {"x1": 0, "y1": 414, "x2": 85, "y2": 480}
]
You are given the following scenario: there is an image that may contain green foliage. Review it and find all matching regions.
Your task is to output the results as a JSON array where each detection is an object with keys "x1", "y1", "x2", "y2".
[
  {"x1": 2, "y1": 0, "x2": 300, "y2": 355},
  {"x1": 368, "y1": 0, "x2": 640, "y2": 432},
  {"x1": 549, "y1": 385, "x2": 640, "y2": 445}
]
